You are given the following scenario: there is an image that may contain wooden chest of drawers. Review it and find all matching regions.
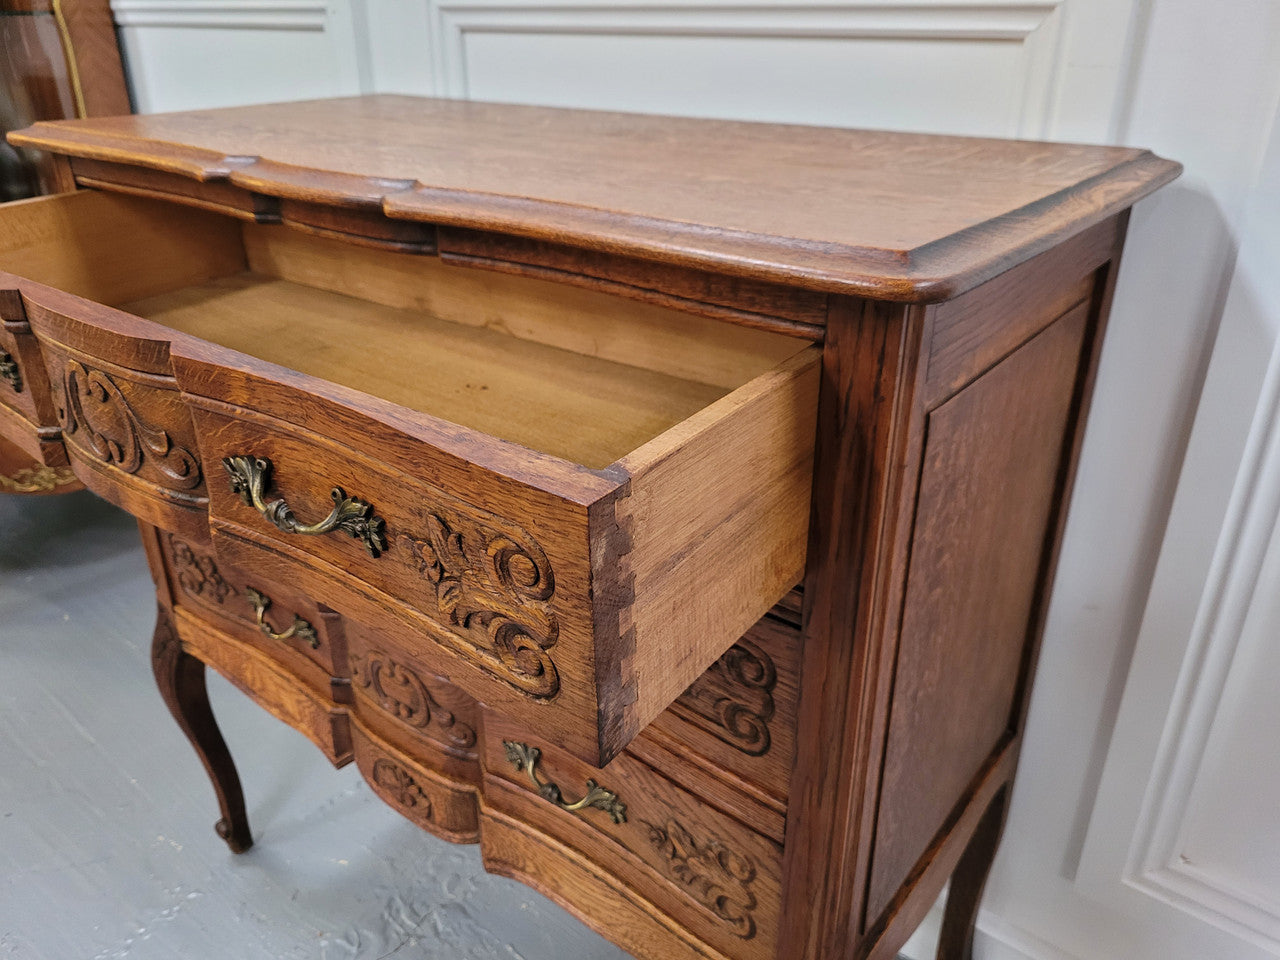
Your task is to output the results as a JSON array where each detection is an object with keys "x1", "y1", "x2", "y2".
[{"x1": 0, "y1": 96, "x2": 1178, "y2": 960}]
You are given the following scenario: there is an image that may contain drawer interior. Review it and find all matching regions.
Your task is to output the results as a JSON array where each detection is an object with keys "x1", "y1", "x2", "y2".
[{"x1": 6, "y1": 190, "x2": 811, "y2": 470}]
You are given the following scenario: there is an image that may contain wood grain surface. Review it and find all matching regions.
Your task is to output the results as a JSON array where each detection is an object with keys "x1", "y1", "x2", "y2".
[
  {"x1": 8, "y1": 95, "x2": 1181, "y2": 300},
  {"x1": 0, "y1": 95, "x2": 1181, "y2": 960},
  {"x1": 865, "y1": 302, "x2": 1089, "y2": 924}
]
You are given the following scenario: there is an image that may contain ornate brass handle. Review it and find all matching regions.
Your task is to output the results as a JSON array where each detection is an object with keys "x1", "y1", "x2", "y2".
[
  {"x1": 245, "y1": 587, "x2": 319, "y2": 648},
  {"x1": 503, "y1": 741, "x2": 626, "y2": 824},
  {"x1": 0, "y1": 350, "x2": 21, "y2": 393},
  {"x1": 222, "y1": 455, "x2": 388, "y2": 558}
]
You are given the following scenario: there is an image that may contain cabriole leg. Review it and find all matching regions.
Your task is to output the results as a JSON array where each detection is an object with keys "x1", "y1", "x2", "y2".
[
  {"x1": 936, "y1": 784, "x2": 1010, "y2": 960},
  {"x1": 150, "y1": 605, "x2": 253, "y2": 853}
]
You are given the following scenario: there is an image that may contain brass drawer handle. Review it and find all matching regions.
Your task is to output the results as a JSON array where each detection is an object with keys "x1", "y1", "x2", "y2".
[
  {"x1": 245, "y1": 586, "x2": 319, "y2": 648},
  {"x1": 223, "y1": 455, "x2": 388, "y2": 558},
  {"x1": 0, "y1": 350, "x2": 21, "y2": 393},
  {"x1": 503, "y1": 740, "x2": 626, "y2": 824}
]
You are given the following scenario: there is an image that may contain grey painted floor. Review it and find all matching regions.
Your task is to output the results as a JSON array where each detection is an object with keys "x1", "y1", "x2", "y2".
[{"x1": 0, "y1": 490, "x2": 632, "y2": 959}]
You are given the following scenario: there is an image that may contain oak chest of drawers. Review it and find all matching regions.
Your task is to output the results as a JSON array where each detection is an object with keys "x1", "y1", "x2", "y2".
[{"x1": 0, "y1": 96, "x2": 1178, "y2": 960}]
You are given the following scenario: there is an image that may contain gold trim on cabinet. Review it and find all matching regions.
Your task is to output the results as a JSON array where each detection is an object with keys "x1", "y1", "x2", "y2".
[{"x1": 0, "y1": 464, "x2": 76, "y2": 494}]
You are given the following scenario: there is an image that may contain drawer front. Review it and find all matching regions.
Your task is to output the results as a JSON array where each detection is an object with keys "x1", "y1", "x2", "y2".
[
  {"x1": 175, "y1": 606, "x2": 352, "y2": 766},
  {"x1": 161, "y1": 531, "x2": 346, "y2": 682},
  {"x1": 181, "y1": 393, "x2": 608, "y2": 763},
  {"x1": 350, "y1": 722, "x2": 479, "y2": 844},
  {"x1": 344, "y1": 617, "x2": 482, "y2": 771},
  {"x1": 480, "y1": 715, "x2": 783, "y2": 960},
  {"x1": 172, "y1": 341, "x2": 815, "y2": 768},
  {"x1": 0, "y1": 287, "x2": 68, "y2": 467},
  {"x1": 21, "y1": 293, "x2": 209, "y2": 539},
  {"x1": 640, "y1": 597, "x2": 801, "y2": 812},
  {"x1": 0, "y1": 300, "x2": 52, "y2": 429}
]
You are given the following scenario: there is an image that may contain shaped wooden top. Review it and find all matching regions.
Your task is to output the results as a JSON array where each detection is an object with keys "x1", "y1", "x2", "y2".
[{"x1": 9, "y1": 95, "x2": 1179, "y2": 301}]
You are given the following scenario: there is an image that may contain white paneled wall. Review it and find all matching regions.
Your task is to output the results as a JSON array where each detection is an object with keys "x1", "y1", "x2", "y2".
[
  {"x1": 425, "y1": 1, "x2": 1063, "y2": 136},
  {"x1": 112, "y1": 1, "x2": 370, "y2": 111},
  {"x1": 106, "y1": 2, "x2": 1280, "y2": 958}
]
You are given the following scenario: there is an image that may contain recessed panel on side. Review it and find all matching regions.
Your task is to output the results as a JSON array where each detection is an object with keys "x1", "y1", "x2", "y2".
[{"x1": 865, "y1": 302, "x2": 1090, "y2": 924}]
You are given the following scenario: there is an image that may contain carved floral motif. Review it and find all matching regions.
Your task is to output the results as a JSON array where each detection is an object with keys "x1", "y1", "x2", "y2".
[
  {"x1": 642, "y1": 817, "x2": 759, "y2": 939},
  {"x1": 57, "y1": 359, "x2": 201, "y2": 490},
  {"x1": 351, "y1": 650, "x2": 477, "y2": 748},
  {"x1": 675, "y1": 638, "x2": 777, "y2": 757},
  {"x1": 167, "y1": 535, "x2": 233, "y2": 606},
  {"x1": 397, "y1": 509, "x2": 559, "y2": 700},
  {"x1": 371, "y1": 758, "x2": 432, "y2": 816}
]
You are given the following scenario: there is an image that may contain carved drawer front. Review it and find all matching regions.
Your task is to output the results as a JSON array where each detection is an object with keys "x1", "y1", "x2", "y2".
[
  {"x1": 160, "y1": 532, "x2": 347, "y2": 684},
  {"x1": 169, "y1": 286, "x2": 817, "y2": 770},
  {"x1": 480, "y1": 714, "x2": 783, "y2": 960},
  {"x1": 174, "y1": 605, "x2": 353, "y2": 767},
  {"x1": 26, "y1": 305, "x2": 207, "y2": 538},
  {"x1": 350, "y1": 722, "x2": 479, "y2": 844},
  {"x1": 344, "y1": 617, "x2": 482, "y2": 779},
  {"x1": 0, "y1": 292, "x2": 77, "y2": 480},
  {"x1": 637, "y1": 592, "x2": 801, "y2": 820}
]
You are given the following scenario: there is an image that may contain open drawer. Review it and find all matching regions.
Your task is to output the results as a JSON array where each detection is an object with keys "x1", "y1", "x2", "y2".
[{"x1": 1, "y1": 189, "x2": 819, "y2": 765}]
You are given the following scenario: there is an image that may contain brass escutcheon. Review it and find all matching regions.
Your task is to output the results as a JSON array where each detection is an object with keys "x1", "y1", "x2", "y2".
[
  {"x1": 245, "y1": 586, "x2": 319, "y2": 649},
  {"x1": 222, "y1": 454, "x2": 388, "y2": 558},
  {"x1": 503, "y1": 740, "x2": 626, "y2": 824}
]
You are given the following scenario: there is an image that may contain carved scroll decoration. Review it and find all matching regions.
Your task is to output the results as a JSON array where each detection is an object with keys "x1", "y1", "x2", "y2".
[
  {"x1": 351, "y1": 650, "x2": 477, "y2": 748},
  {"x1": 397, "y1": 509, "x2": 559, "y2": 700},
  {"x1": 371, "y1": 758, "x2": 432, "y2": 816},
  {"x1": 57, "y1": 359, "x2": 201, "y2": 490},
  {"x1": 674, "y1": 638, "x2": 777, "y2": 757},
  {"x1": 642, "y1": 818, "x2": 759, "y2": 939}
]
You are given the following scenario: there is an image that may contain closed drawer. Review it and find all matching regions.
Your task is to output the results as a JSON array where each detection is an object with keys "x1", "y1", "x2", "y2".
[
  {"x1": 174, "y1": 605, "x2": 352, "y2": 766},
  {"x1": 0, "y1": 188, "x2": 818, "y2": 766},
  {"x1": 350, "y1": 722, "x2": 480, "y2": 844},
  {"x1": 480, "y1": 713, "x2": 783, "y2": 960},
  {"x1": 159, "y1": 531, "x2": 347, "y2": 683},
  {"x1": 639, "y1": 591, "x2": 801, "y2": 818},
  {"x1": 343, "y1": 616, "x2": 482, "y2": 771}
]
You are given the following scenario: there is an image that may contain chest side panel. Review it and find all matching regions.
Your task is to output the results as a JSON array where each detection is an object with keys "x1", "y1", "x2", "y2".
[{"x1": 864, "y1": 301, "x2": 1091, "y2": 923}]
